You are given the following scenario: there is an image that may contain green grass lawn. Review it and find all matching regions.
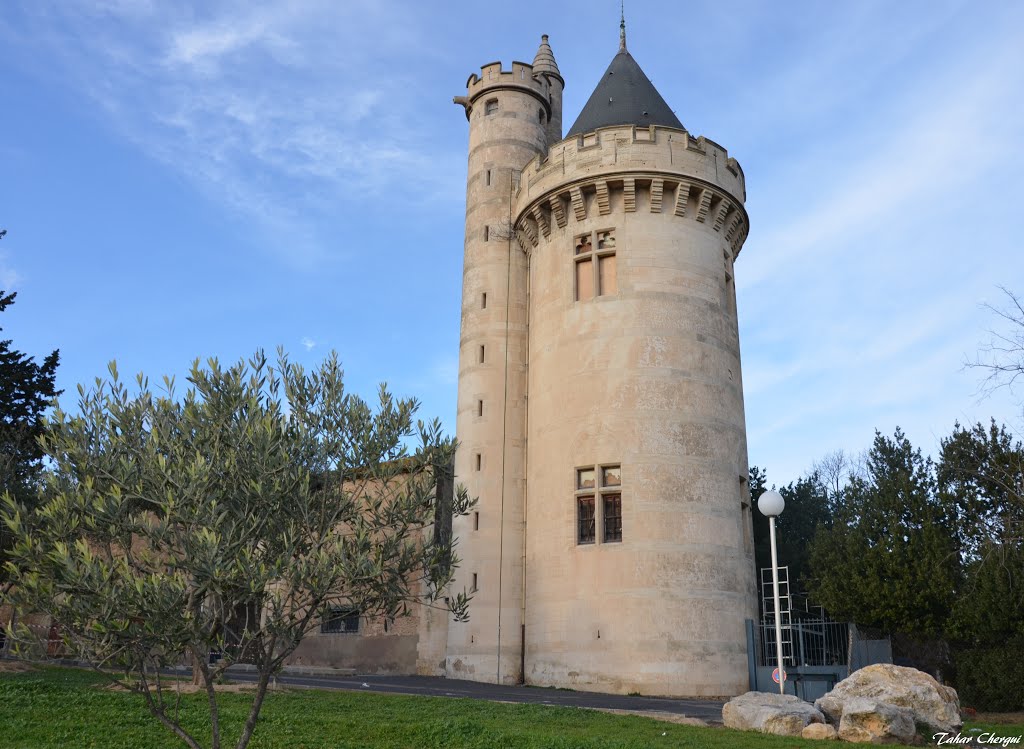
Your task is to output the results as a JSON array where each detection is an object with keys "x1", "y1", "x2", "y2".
[{"x1": 1, "y1": 666, "x2": 1021, "y2": 749}]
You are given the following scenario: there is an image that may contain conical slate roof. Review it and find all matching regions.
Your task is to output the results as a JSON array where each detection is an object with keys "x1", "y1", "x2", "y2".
[{"x1": 566, "y1": 49, "x2": 683, "y2": 137}]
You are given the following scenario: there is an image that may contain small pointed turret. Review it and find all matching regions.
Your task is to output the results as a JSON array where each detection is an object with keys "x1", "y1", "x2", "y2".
[
  {"x1": 532, "y1": 34, "x2": 561, "y2": 79},
  {"x1": 532, "y1": 34, "x2": 564, "y2": 145}
]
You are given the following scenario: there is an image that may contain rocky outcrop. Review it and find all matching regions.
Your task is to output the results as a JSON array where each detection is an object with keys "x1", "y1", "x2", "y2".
[
  {"x1": 815, "y1": 664, "x2": 961, "y2": 734},
  {"x1": 802, "y1": 722, "x2": 839, "y2": 740},
  {"x1": 836, "y1": 698, "x2": 916, "y2": 744},
  {"x1": 722, "y1": 691, "x2": 826, "y2": 736}
]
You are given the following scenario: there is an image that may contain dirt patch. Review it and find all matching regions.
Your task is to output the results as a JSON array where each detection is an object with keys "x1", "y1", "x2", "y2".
[
  {"x1": 0, "y1": 660, "x2": 35, "y2": 674},
  {"x1": 163, "y1": 683, "x2": 261, "y2": 694},
  {"x1": 104, "y1": 681, "x2": 289, "y2": 695},
  {"x1": 586, "y1": 707, "x2": 715, "y2": 727},
  {"x1": 973, "y1": 713, "x2": 1024, "y2": 726}
]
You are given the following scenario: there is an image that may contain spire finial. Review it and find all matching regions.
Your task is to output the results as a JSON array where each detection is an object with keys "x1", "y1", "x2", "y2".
[{"x1": 619, "y1": 1, "x2": 627, "y2": 52}]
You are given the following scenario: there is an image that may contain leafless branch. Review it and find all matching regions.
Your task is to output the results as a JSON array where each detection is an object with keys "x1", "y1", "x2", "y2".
[{"x1": 967, "y1": 286, "x2": 1024, "y2": 403}]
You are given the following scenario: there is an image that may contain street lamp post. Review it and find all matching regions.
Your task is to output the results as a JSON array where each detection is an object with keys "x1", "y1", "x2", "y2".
[{"x1": 758, "y1": 490, "x2": 786, "y2": 695}]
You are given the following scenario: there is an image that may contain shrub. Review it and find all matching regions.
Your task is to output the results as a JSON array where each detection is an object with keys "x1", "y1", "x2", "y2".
[{"x1": 953, "y1": 638, "x2": 1024, "y2": 712}]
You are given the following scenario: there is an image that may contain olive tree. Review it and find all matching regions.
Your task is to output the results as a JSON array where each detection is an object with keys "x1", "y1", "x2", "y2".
[{"x1": 2, "y1": 350, "x2": 472, "y2": 749}]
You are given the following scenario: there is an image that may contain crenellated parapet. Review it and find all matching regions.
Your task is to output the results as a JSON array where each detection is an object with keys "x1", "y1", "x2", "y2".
[
  {"x1": 513, "y1": 124, "x2": 749, "y2": 257},
  {"x1": 458, "y1": 61, "x2": 556, "y2": 120}
]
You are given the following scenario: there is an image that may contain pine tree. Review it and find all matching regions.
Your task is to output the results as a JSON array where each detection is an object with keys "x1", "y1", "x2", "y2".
[
  {"x1": 806, "y1": 429, "x2": 960, "y2": 639},
  {"x1": 0, "y1": 287, "x2": 61, "y2": 579}
]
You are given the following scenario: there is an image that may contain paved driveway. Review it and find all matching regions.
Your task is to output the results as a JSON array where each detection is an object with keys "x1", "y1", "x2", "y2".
[{"x1": 229, "y1": 670, "x2": 725, "y2": 723}]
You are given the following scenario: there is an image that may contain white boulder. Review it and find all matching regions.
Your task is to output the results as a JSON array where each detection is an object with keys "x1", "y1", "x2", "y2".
[
  {"x1": 723, "y1": 691, "x2": 827, "y2": 737},
  {"x1": 802, "y1": 722, "x2": 840, "y2": 740},
  {"x1": 815, "y1": 664, "x2": 961, "y2": 734},
  {"x1": 836, "y1": 697, "x2": 916, "y2": 744}
]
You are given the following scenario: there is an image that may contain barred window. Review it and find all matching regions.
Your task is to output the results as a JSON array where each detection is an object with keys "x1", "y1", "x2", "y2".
[
  {"x1": 577, "y1": 496, "x2": 596, "y2": 544},
  {"x1": 603, "y1": 494, "x2": 622, "y2": 542},
  {"x1": 321, "y1": 607, "x2": 360, "y2": 634},
  {"x1": 575, "y1": 464, "x2": 622, "y2": 545}
]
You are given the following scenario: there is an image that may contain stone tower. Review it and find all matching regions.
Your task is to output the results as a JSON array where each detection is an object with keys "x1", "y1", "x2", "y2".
[{"x1": 449, "y1": 26, "x2": 757, "y2": 697}]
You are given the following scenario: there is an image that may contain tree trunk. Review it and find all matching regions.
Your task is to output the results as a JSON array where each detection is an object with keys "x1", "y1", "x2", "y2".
[
  {"x1": 234, "y1": 665, "x2": 273, "y2": 749},
  {"x1": 3, "y1": 607, "x2": 16, "y2": 657}
]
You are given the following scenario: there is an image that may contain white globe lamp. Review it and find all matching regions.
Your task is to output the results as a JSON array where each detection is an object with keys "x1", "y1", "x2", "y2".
[
  {"x1": 758, "y1": 489, "x2": 787, "y2": 693},
  {"x1": 758, "y1": 490, "x2": 785, "y2": 517}
]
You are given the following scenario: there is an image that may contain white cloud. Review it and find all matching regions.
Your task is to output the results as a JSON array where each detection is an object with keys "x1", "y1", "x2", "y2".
[
  {"x1": 431, "y1": 355, "x2": 459, "y2": 387},
  {"x1": 730, "y1": 9, "x2": 1024, "y2": 481},
  {"x1": 166, "y1": 22, "x2": 278, "y2": 69},
  {"x1": 0, "y1": 255, "x2": 21, "y2": 290},
  {"x1": 301, "y1": 336, "x2": 316, "y2": 351},
  {"x1": 8, "y1": 1, "x2": 462, "y2": 267},
  {"x1": 740, "y1": 41, "x2": 1024, "y2": 293},
  {"x1": 719, "y1": 1, "x2": 970, "y2": 139}
]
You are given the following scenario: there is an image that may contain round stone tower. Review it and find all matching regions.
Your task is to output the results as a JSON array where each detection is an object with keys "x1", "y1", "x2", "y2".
[
  {"x1": 447, "y1": 39, "x2": 563, "y2": 684},
  {"x1": 450, "y1": 27, "x2": 756, "y2": 697}
]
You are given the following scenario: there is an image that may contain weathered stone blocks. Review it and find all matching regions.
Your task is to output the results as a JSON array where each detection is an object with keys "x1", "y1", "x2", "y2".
[
  {"x1": 815, "y1": 664, "x2": 962, "y2": 735},
  {"x1": 835, "y1": 698, "x2": 916, "y2": 744},
  {"x1": 722, "y1": 691, "x2": 827, "y2": 736}
]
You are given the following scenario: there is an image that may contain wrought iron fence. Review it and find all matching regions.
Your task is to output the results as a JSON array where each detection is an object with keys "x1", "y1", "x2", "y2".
[
  {"x1": 757, "y1": 617, "x2": 850, "y2": 668},
  {"x1": 757, "y1": 565, "x2": 852, "y2": 668}
]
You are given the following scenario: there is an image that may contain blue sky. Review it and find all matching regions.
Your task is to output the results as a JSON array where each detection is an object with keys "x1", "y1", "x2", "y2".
[{"x1": 2, "y1": 0, "x2": 1022, "y2": 484}]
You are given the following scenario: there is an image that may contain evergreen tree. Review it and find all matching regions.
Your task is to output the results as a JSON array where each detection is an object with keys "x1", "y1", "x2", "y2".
[
  {"x1": 806, "y1": 429, "x2": 960, "y2": 639},
  {"x1": 939, "y1": 421, "x2": 1023, "y2": 650},
  {"x1": 938, "y1": 419, "x2": 1023, "y2": 554},
  {"x1": 749, "y1": 465, "x2": 768, "y2": 500},
  {"x1": 750, "y1": 467, "x2": 832, "y2": 595},
  {"x1": 0, "y1": 287, "x2": 61, "y2": 579},
  {"x1": 777, "y1": 474, "x2": 833, "y2": 592}
]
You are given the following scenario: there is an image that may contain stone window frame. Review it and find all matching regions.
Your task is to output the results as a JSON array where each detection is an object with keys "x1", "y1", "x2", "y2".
[
  {"x1": 321, "y1": 606, "x2": 360, "y2": 634},
  {"x1": 575, "y1": 463, "x2": 622, "y2": 545},
  {"x1": 484, "y1": 98, "x2": 499, "y2": 116},
  {"x1": 573, "y1": 228, "x2": 617, "y2": 302}
]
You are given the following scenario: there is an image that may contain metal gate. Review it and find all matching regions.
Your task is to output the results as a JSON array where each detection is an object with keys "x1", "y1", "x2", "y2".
[{"x1": 746, "y1": 565, "x2": 892, "y2": 701}]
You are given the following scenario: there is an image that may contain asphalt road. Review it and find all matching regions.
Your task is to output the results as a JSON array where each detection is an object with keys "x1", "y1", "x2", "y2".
[{"x1": 228, "y1": 670, "x2": 725, "y2": 722}]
